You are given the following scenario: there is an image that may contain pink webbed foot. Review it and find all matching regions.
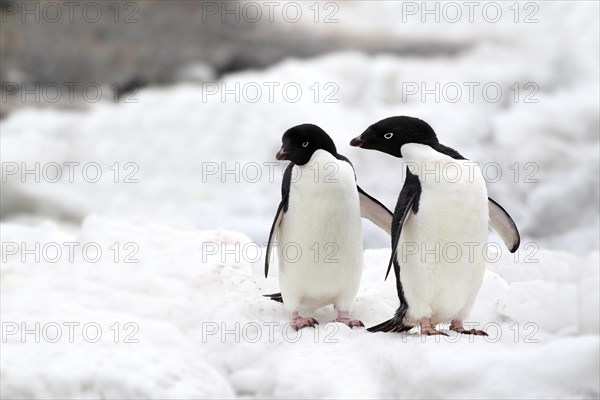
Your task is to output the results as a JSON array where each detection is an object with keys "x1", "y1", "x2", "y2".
[
  {"x1": 450, "y1": 320, "x2": 488, "y2": 336},
  {"x1": 291, "y1": 315, "x2": 319, "y2": 331},
  {"x1": 335, "y1": 311, "x2": 364, "y2": 329},
  {"x1": 420, "y1": 318, "x2": 449, "y2": 336},
  {"x1": 421, "y1": 326, "x2": 449, "y2": 336},
  {"x1": 334, "y1": 317, "x2": 365, "y2": 329}
]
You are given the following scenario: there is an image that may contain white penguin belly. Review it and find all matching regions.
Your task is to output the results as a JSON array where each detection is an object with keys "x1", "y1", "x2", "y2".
[
  {"x1": 397, "y1": 151, "x2": 489, "y2": 324},
  {"x1": 278, "y1": 150, "x2": 363, "y2": 313}
]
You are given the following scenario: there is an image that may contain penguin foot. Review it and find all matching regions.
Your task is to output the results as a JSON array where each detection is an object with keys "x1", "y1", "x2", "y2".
[
  {"x1": 291, "y1": 315, "x2": 319, "y2": 330},
  {"x1": 450, "y1": 320, "x2": 488, "y2": 336},
  {"x1": 421, "y1": 326, "x2": 449, "y2": 336},
  {"x1": 334, "y1": 317, "x2": 365, "y2": 329},
  {"x1": 420, "y1": 318, "x2": 449, "y2": 336},
  {"x1": 334, "y1": 311, "x2": 364, "y2": 329}
]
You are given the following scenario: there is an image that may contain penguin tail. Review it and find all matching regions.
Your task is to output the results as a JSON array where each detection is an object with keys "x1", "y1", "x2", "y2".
[
  {"x1": 367, "y1": 304, "x2": 412, "y2": 333},
  {"x1": 367, "y1": 318, "x2": 413, "y2": 333},
  {"x1": 263, "y1": 292, "x2": 283, "y2": 303}
]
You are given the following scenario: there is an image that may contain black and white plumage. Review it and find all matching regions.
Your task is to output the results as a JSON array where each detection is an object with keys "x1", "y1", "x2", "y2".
[
  {"x1": 351, "y1": 116, "x2": 520, "y2": 335},
  {"x1": 264, "y1": 124, "x2": 393, "y2": 330}
]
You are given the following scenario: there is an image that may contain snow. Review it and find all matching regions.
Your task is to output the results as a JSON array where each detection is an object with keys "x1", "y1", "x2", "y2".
[
  {"x1": 1, "y1": 48, "x2": 598, "y2": 251},
  {"x1": 1, "y1": 218, "x2": 598, "y2": 398},
  {"x1": 1, "y1": 1, "x2": 599, "y2": 398}
]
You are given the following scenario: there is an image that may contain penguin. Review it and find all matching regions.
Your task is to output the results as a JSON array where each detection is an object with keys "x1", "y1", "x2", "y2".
[
  {"x1": 350, "y1": 116, "x2": 520, "y2": 335},
  {"x1": 265, "y1": 124, "x2": 393, "y2": 330}
]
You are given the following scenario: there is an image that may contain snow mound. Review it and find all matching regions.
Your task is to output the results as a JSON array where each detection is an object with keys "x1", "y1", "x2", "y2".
[{"x1": 1, "y1": 218, "x2": 598, "y2": 398}]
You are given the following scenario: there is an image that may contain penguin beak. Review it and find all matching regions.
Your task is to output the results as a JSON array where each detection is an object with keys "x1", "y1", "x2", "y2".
[
  {"x1": 276, "y1": 147, "x2": 290, "y2": 160},
  {"x1": 350, "y1": 136, "x2": 364, "y2": 147}
]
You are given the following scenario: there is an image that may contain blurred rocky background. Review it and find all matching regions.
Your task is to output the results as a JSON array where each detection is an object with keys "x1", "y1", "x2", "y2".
[{"x1": 0, "y1": 0, "x2": 469, "y2": 118}]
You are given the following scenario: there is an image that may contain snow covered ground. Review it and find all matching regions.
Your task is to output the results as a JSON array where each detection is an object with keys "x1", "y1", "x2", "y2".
[
  {"x1": 1, "y1": 218, "x2": 598, "y2": 398},
  {"x1": 1, "y1": 1, "x2": 599, "y2": 398}
]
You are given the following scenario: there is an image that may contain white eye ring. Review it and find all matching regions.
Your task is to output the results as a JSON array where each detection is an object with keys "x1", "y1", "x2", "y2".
[
  {"x1": 384, "y1": 133, "x2": 394, "y2": 139},
  {"x1": 302, "y1": 141, "x2": 309, "y2": 147}
]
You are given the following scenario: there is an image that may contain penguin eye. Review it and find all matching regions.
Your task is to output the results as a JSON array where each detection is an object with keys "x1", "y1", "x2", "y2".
[
  {"x1": 384, "y1": 133, "x2": 394, "y2": 139},
  {"x1": 302, "y1": 141, "x2": 309, "y2": 148}
]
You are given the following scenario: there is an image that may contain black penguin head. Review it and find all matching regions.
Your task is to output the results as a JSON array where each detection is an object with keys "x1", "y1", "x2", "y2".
[
  {"x1": 350, "y1": 116, "x2": 439, "y2": 158},
  {"x1": 276, "y1": 124, "x2": 337, "y2": 165}
]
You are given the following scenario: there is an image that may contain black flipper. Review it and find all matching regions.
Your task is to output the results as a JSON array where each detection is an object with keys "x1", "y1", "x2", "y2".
[
  {"x1": 385, "y1": 194, "x2": 417, "y2": 281},
  {"x1": 263, "y1": 292, "x2": 283, "y2": 303},
  {"x1": 369, "y1": 168, "x2": 421, "y2": 333},
  {"x1": 357, "y1": 186, "x2": 393, "y2": 235},
  {"x1": 264, "y1": 201, "x2": 284, "y2": 278},
  {"x1": 385, "y1": 170, "x2": 421, "y2": 282},
  {"x1": 264, "y1": 164, "x2": 293, "y2": 278},
  {"x1": 488, "y1": 197, "x2": 520, "y2": 253}
]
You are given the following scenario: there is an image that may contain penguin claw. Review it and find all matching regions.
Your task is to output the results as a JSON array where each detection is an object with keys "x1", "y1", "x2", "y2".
[
  {"x1": 334, "y1": 318, "x2": 365, "y2": 329},
  {"x1": 419, "y1": 321, "x2": 449, "y2": 336},
  {"x1": 291, "y1": 316, "x2": 319, "y2": 330},
  {"x1": 456, "y1": 328, "x2": 488, "y2": 336},
  {"x1": 422, "y1": 327, "x2": 449, "y2": 336},
  {"x1": 450, "y1": 320, "x2": 488, "y2": 336}
]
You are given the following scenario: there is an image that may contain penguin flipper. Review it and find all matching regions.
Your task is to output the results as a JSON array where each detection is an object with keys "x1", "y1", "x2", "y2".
[
  {"x1": 488, "y1": 197, "x2": 520, "y2": 253},
  {"x1": 386, "y1": 193, "x2": 417, "y2": 281},
  {"x1": 263, "y1": 292, "x2": 283, "y2": 303},
  {"x1": 265, "y1": 200, "x2": 284, "y2": 278},
  {"x1": 386, "y1": 169, "x2": 421, "y2": 282},
  {"x1": 265, "y1": 165, "x2": 293, "y2": 278},
  {"x1": 357, "y1": 186, "x2": 393, "y2": 235}
]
